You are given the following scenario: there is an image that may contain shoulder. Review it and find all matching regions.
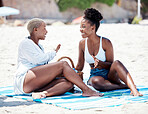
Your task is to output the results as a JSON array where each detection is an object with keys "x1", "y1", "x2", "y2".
[
  {"x1": 102, "y1": 37, "x2": 111, "y2": 43},
  {"x1": 79, "y1": 38, "x2": 86, "y2": 50},
  {"x1": 102, "y1": 37, "x2": 112, "y2": 45},
  {"x1": 19, "y1": 38, "x2": 33, "y2": 48},
  {"x1": 79, "y1": 38, "x2": 85, "y2": 44},
  {"x1": 102, "y1": 37, "x2": 113, "y2": 50},
  {"x1": 20, "y1": 38, "x2": 31, "y2": 44}
]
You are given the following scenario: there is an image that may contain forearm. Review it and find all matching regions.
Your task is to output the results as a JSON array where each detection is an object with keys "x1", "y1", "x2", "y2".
[
  {"x1": 76, "y1": 64, "x2": 83, "y2": 71},
  {"x1": 97, "y1": 60, "x2": 112, "y2": 69},
  {"x1": 75, "y1": 64, "x2": 84, "y2": 80},
  {"x1": 75, "y1": 57, "x2": 85, "y2": 71}
]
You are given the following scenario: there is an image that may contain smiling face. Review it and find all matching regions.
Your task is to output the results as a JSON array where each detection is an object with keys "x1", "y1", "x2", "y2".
[
  {"x1": 35, "y1": 22, "x2": 48, "y2": 40},
  {"x1": 80, "y1": 18, "x2": 94, "y2": 38}
]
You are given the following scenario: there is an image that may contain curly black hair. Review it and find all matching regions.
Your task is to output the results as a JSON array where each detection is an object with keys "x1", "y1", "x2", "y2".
[{"x1": 84, "y1": 8, "x2": 103, "y2": 32}]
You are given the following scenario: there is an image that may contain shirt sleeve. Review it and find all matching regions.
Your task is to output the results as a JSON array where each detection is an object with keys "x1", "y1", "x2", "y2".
[{"x1": 20, "y1": 40, "x2": 56, "y2": 65}]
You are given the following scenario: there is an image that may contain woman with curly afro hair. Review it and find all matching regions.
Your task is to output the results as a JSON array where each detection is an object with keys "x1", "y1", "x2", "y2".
[{"x1": 76, "y1": 8, "x2": 142, "y2": 96}]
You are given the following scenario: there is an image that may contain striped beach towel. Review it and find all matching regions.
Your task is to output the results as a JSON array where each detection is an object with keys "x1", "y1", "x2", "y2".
[{"x1": 0, "y1": 86, "x2": 148, "y2": 110}]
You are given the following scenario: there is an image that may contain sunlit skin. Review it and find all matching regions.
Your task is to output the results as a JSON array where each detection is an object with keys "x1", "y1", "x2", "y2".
[
  {"x1": 76, "y1": 18, "x2": 143, "y2": 96},
  {"x1": 23, "y1": 21, "x2": 103, "y2": 99}
]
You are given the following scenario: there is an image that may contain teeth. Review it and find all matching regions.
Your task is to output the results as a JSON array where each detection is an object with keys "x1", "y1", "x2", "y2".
[{"x1": 81, "y1": 33, "x2": 85, "y2": 35}]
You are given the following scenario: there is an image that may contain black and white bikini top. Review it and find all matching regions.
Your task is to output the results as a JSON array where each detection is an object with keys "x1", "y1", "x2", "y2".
[{"x1": 84, "y1": 36, "x2": 106, "y2": 64}]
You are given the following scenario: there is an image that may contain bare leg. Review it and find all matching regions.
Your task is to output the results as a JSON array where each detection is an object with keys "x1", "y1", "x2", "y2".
[
  {"x1": 32, "y1": 79, "x2": 73, "y2": 99},
  {"x1": 108, "y1": 60, "x2": 142, "y2": 96},
  {"x1": 88, "y1": 76, "x2": 128, "y2": 92},
  {"x1": 23, "y1": 61, "x2": 103, "y2": 99}
]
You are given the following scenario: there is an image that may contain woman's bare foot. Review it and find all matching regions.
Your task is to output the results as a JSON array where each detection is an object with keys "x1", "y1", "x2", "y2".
[
  {"x1": 130, "y1": 91, "x2": 133, "y2": 95},
  {"x1": 130, "y1": 85, "x2": 143, "y2": 96},
  {"x1": 82, "y1": 88, "x2": 104, "y2": 97},
  {"x1": 131, "y1": 90, "x2": 143, "y2": 96},
  {"x1": 32, "y1": 92, "x2": 46, "y2": 99}
]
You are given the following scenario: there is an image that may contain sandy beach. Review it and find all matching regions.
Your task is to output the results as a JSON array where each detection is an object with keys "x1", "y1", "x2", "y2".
[{"x1": 0, "y1": 22, "x2": 148, "y2": 114}]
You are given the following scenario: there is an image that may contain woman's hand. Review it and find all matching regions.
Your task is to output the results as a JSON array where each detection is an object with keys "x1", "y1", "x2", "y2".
[
  {"x1": 55, "y1": 44, "x2": 61, "y2": 53},
  {"x1": 92, "y1": 55, "x2": 99, "y2": 68}
]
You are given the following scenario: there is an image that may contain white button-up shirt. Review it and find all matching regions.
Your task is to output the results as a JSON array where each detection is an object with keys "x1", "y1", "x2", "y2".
[{"x1": 15, "y1": 37, "x2": 56, "y2": 77}]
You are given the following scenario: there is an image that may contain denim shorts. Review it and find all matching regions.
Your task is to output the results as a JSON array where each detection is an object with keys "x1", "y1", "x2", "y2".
[{"x1": 89, "y1": 68, "x2": 109, "y2": 80}]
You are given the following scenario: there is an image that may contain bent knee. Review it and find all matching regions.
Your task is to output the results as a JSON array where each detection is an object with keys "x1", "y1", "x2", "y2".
[
  {"x1": 90, "y1": 77, "x2": 105, "y2": 91},
  {"x1": 57, "y1": 61, "x2": 68, "y2": 70},
  {"x1": 65, "y1": 81, "x2": 74, "y2": 90},
  {"x1": 59, "y1": 61, "x2": 69, "y2": 67},
  {"x1": 91, "y1": 77, "x2": 104, "y2": 85},
  {"x1": 60, "y1": 78, "x2": 73, "y2": 88},
  {"x1": 112, "y1": 60, "x2": 123, "y2": 68},
  {"x1": 114, "y1": 60, "x2": 121, "y2": 64}
]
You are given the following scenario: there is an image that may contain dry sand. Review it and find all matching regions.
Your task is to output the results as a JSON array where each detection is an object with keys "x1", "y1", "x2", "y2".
[{"x1": 0, "y1": 22, "x2": 148, "y2": 114}]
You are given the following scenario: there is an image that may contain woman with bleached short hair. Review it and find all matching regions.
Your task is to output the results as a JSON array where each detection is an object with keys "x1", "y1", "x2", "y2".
[{"x1": 14, "y1": 18, "x2": 103, "y2": 99}]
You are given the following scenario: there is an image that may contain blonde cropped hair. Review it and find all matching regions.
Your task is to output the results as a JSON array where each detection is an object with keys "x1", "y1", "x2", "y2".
[{"x1": 27, "y1": 18, "x2": 44, "y2": 34}]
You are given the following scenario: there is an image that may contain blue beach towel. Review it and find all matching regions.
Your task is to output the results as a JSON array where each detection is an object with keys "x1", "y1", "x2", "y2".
[{"x1": 0, "y1": 86, "x2": 148, "y2": 110}]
